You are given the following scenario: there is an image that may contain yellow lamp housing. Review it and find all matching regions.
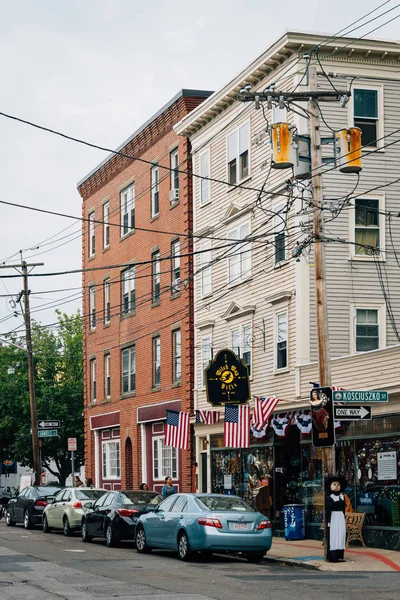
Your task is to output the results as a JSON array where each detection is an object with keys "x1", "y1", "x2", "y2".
[
  {"x1": 336, "y1": 127, "x2": 362, "y2": 174},
  {"x1": 271, "y1": 122, "x2": 295, "y2": 169}
]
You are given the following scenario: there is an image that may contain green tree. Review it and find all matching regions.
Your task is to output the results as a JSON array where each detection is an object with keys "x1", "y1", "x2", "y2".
[{"x1": 0, "y1": 311, "x2": 83, "y2": 485}]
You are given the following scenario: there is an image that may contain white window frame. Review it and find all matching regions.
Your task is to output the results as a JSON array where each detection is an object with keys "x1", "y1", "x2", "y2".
[
  {"x1": 89, "y1": 212, "x2": 95, "y2": 257},
  {"x1": 121, "y1": 345, "x2": 136, "y2": 394},
  {"x1": 201, "y1": 334, "x2": 212, "y2": 388},
  {"x1": 200, "y1": 239, "x2": 212, "y2": 298},
  {"x1": 226, "y1": 121, "x2": 250, "y2": 185},
  {"x1": 170, "y1": 148, "x2": 179, "y2": 193},
  {"x1": 104, "y1": 354, "x2": 111, "y2": 399},
  {"x1": 102, "y1": 439, "x2": 120, "y2": 480},
  {"x1": 171, "y1": 239, "x2": 180, "y2": 294},
  {"x1": 349, "y1": 194, "x2": 385, "y2": 260},
  {"x1": 274, "y1": 204, "x2": 287, "y2": 265},
  {"x1": 348, "y1": 83, "x2": 384, "y2": 150},
  {"x1": 103, "y1": 202, "x2": 110, "y2": 249},
  {"x1": 104, "y1": 279, "x2": 110, "y2": 325},
  {"x1": 172, "y1": 328, "x2": 181, "y2": 383},
  {"x1": 274, "y1": 309, "x2": 289, "y2": 372},
  {"x1": 199, "y1": 148, "x2": 210, "y2": 205},
  {"x1": 152, "y1": 436, "x2": 178, "y2": 481},
  {"x1": 153, "y1": 336, "x2": 161, "y2": 387},
  {"x1": 89, "y1": 286, "x2": 96, "y2": 331},
  {"x1": 152, "y1": 251, "x2": 161, "y2": 304},
  {"x1": 151, "y1": 165, "x2": 159, "y2": 218},
  {"x1": 90, "y1": 358, "x2": 96, "y2": 403},
  {"x1": 350, "y1": 303, "x2": 386, "y2": 355},
  {"x1": 230, "y1": 322, "x2": 252, "y2": 377},
  {"x1": 227, "y1": 220, "x2": 252, "y2": 286},
  {"x1": 121, "y1": 266, "x2": 136, "y2": 314},
  {"x1": 120, "y1": 183, "x2": 135, "y2": 237}
]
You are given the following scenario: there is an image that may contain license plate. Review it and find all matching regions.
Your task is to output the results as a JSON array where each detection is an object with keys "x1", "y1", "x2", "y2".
[{"x1": 233, "y1": 523, "x2": 248, "y2": 530}]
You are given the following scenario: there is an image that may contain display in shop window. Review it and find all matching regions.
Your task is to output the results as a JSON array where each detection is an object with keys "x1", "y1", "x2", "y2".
[{"x1": 205, "y1": 349, "x2": 250, "y2": 406}]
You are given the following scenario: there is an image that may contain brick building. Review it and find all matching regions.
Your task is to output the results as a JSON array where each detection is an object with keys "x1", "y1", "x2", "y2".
[{"x1": 77, "y1": 89, "x2": 212, "y2": 492}]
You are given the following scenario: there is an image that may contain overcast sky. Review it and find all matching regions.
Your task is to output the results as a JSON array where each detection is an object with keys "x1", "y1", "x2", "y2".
[{"x1": 0, "y1": 0, "x2": 398, "y2": 338}]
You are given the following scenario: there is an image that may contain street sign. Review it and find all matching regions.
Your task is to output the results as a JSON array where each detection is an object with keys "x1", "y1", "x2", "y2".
[
  {"x1": 38, "y1": 429, "x2": 58, "y2": 438},
  {"x1": 310, "y1": 387, "x2": 336, "y2": 448},
  {"x1": 333, "y1": 390, "x2": 388, "y2": 403},
  {"x1": 334, "y1": 405, "x2": 372, "y2": 420},
  {"x1": 38, "y1": 420, "x2": 60, "y2": 429},
  {"x1": 68, "y1": 437, "x2": 77, "y2": 451}
]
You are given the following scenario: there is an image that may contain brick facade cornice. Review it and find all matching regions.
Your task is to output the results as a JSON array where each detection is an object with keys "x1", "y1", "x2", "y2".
[{"x1": 78, "y1": 96, "x2": 207, "y2": 200}]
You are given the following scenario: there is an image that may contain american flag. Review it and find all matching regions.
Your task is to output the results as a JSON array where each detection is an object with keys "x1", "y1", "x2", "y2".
[
  {"x1": 195, "y1": 410, "x2": 221, "y2": 425},
  {"x1": 165, "y1": 410, "x2": 190, "y2": 449},
  {"x1": 224, "y1": 405, "x2": 250, "y2": 448},
  {"x1": 253, "y1": 396, "x2": 280, "y2": 429}
]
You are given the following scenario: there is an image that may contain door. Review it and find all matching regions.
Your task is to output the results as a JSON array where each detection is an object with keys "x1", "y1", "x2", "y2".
[
  {"x1": 47, "y1": 490, "x2": 66, "y2": 527},
  {"x1": 95, "y1": 492, "x2": 115, "y2": 537},
  {"x1": 87, "y1": 493, "x2": 108, "y2": 537},
  {"x1": 14, "y1": 488, "x2": 28, "y2": 521},
  {"x1": 146, "y1": 495, "x2": 177, "y2": 547},
  {"x1": 201, "y1": 453, "x2": 208, "y2": 493},
  {"x1": 59, "y1": 490, "x2": 72, "y2": 528},
  {"x1": 164, "y1": 495, "x2": 188, "y2": 549}
]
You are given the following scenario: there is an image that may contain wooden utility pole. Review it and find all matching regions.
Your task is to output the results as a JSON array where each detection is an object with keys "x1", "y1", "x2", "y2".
[
  {"x1": 0, "y1": 261, "x2": 43, "y2": 485},
  {"x1": 308, "y1": 66, "x2": 335, "y2": 559}
]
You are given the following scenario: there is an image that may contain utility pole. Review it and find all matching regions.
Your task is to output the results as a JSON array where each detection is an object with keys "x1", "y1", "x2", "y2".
[
  {"x1": 0, "y1": 261, "x2": 43, "y2": 485},
  {"x1": 308, "y1": 66, "x2": 335, "y2": 558}
]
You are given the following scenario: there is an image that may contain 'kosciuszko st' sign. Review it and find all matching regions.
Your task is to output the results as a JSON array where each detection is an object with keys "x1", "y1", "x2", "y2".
[{"x1": 205, "y1": 349, "x2": 250, "y2": 407}]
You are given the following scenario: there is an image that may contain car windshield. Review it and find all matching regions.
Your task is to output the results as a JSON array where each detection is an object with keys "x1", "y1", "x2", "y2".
[
  {"x1": 120, "y1": 492, "x2": 160, "y2": 505},
  {"x1": 195, "y1": 495, "x2": 256, "y2": 512},
  {"x1": 76, "y1": 490, "x2": 106, "y2": 500},
  {"x1": 37, "y1": 487, "x2": 61, "y2": 496}
]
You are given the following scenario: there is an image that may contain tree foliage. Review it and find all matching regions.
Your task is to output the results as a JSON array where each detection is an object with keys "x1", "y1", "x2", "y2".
[{"x1": 0, "y1": 311, "x2": 83, "y2": 485}]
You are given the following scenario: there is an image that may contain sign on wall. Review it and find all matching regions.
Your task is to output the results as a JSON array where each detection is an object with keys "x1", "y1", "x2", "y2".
[
  {"x1": 310, "y1": 387, "x2": 336, "y2": 448},
  {"x1": 377, "y1": 451, "x2": 397, "y2": 481},
  {"x1": 205, "y1": 349, "x2": 250, "y2": 407}
]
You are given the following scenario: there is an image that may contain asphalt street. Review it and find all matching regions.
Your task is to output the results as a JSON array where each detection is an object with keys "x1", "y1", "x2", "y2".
[{"x1": 0, "y1": 522, "x2": 399, "y2": 600}]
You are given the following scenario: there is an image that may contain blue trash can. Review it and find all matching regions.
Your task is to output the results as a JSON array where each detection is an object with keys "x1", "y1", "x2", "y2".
[{"x1": 283, "y1": 504, "x2": 305, "y2": 540}]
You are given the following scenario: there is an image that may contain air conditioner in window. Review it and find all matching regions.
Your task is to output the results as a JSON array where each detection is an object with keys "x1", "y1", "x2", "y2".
[{"x1": 170, "y1": 189, "x2": 179, "y2": 203}]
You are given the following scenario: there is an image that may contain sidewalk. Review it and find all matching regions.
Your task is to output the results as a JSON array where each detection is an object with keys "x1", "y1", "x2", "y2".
[{"x1": 266, "y1": 537, "x2": 400, "y2": 572}]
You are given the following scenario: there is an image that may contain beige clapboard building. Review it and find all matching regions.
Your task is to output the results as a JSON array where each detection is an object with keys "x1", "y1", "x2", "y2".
[{"x1": 175, "y1": 31, "x2": 400, "y2": 548}]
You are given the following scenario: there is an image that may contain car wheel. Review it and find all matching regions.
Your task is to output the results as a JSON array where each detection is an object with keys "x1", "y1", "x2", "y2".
[
  {"x1": 246, "y1": 552, "x2": 265, "y2": 564},
  {"x1": 105, "y1": 523, "x2": 119, "y2": 548},
  {"x1": 178, "y1": 531, "x2": 192, "y2": 562},
  {"x1": 43, "y1": 515, "x2": 51, "y2": 533},
  {"x1": 5, "y1": 511, "x2": 16, "y2": 527},
  {"x1": 63, "y1": 517, "x2": 72, "y2": 537},
  {"x1": 135, "y1": 525, "x2": 151, "y2": 554},
  {"x1": 81, "y1": 520, "x2": 92, "y2": 543},
  {"x1": 24, "y1": 510, "x2": 33, "y2": 530}
]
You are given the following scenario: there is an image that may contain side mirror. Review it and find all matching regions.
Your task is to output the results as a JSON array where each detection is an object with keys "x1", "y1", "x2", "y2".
[
  {"x1": 144, "y1": 505, "x2": 156, "y2": 513},
  {"x1": 47, "y1": 497, "x2": 55, "y2": 504},
  {"x1": 83, "y1": 502, "x2": 93, "y2": 509}
]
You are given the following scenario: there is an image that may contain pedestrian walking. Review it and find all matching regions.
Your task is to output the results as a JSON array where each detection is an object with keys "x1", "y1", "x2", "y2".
[
  {"x1": 161, "y1": 476, "x2": 176, "y2": 499},
  {"x1": 74, "y1": 476, "x2": 84, "y2": 488},
  {"x1": 86, "y1": 477, "x2": 94, "y2": 488},
  {"x1": 139, "y1": 483, "x2": 149, "y2": 491}
]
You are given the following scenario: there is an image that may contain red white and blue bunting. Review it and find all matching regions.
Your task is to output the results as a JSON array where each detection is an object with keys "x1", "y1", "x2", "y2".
[
  {"x1": 271, "y1": 412, "x2": 294, "y2": 437},
  {"x1": 294, "y1": 410, "x2": 312, "y2": 434}
]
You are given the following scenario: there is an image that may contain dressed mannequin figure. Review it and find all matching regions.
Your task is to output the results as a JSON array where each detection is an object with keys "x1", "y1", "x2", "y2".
[{"x1": 325, "y1": 476, "x2": 346, "y2": 562}]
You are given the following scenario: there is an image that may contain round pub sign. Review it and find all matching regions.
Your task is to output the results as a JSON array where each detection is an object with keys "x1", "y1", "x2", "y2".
[{"x1": 205, "y1": 349, "x2": 250, "y2": 407}]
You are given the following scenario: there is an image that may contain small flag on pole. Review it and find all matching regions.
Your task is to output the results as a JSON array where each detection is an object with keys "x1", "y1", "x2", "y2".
[
  {"x1": 195, "y1": 410, "x2": 221, "y2": 425},
  {"x1": 224, "y1": 405, "x2": 250, "y2": 448},
  {"x1": 165, "y1": 410, "x2": 190, "y2": 449},
  {"x1": 253, "y1": 396, "x2": 280, "y2": 429}
]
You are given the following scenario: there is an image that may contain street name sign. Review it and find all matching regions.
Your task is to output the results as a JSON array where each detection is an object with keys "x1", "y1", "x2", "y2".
[
  {"x1": 38, "y1": 429, "x2": 58, "y2": 438},
  {"x1": 38, "y1": 420, "x2": 60, "y2": 429},
  {"x1": 333, "y1": 390, "x2": 388, "y2": 403},
  {"x1": 334, "y1": 405, "x2": 372, "y2": 420}
]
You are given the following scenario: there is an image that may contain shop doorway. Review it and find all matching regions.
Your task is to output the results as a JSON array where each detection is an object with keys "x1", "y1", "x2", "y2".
[
  {"x1": 125, "y1": 437, "x2": 133, "y2": 489},
  {"x1": 201, "y1": 453, "x2": 208, "y2": 492}
]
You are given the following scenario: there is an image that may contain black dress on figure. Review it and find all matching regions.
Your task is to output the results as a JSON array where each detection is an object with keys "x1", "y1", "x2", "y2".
[{"x1": 326, "y1": 492, "x2": 346, "y2": 562}]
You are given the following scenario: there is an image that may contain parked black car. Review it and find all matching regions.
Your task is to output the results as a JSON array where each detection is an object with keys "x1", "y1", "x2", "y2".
[
  {"x1": 6, "y1": 486, "x2": 61, "y2": 529},
  {"x1": 81, "y1": 490, "x2": 162, "y2": 547}
]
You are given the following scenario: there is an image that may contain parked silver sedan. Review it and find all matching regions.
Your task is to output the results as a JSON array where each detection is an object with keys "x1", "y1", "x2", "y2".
[{"x1": 42, "y1": 487, "x2": 106, "y2": 536}]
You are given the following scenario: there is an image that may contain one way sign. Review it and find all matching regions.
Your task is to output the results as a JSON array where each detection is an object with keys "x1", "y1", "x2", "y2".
[
  {"x1": 334, "y1": 406, "x2": 372, "y2": 421},
  {"x1": 38, "y1": 420, "x2": 60, "y2": 429}
]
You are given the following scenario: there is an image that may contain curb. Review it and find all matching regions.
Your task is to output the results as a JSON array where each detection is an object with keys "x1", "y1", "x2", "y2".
[{"x1": 263, "y1": 555, "x2": 321, "y2": 570}]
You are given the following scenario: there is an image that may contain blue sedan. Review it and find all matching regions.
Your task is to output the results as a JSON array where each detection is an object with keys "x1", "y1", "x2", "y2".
[{"x1": 135, "y1": 493, "x2": 272, "y2": 562}]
